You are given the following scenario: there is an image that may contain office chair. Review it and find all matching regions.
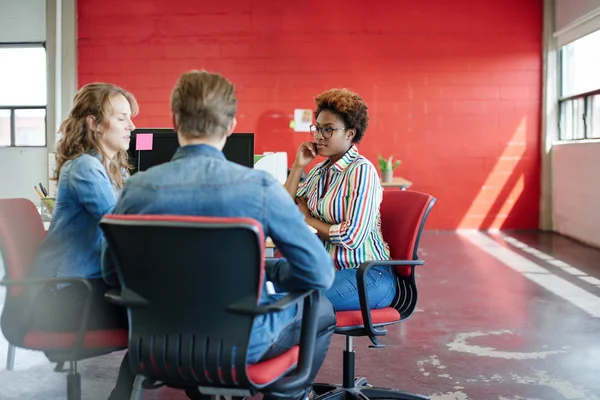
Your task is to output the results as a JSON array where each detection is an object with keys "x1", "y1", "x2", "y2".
[
  {"x1": 100, "y1": 214, "x2": 323, "y2": 400},
  {"x1": 313, "y1": 190, "x2": 436, "y2": 400},
  {"x1": 0, "y1": 198, "x2": 128, "y2": 400}
]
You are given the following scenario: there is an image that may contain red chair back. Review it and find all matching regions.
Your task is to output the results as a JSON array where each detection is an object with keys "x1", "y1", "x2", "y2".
[
  {"x1": 380, "y1": 190, "x2": 436, "y2": 277},
  {"x1": 0, "y1": 198, "x2": 46, "y2": 296}
]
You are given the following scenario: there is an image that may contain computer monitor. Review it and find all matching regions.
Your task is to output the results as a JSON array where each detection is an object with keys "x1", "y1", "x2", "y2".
[{"x1": 127, "y1": 129, "x2": 254, "y2": 174}]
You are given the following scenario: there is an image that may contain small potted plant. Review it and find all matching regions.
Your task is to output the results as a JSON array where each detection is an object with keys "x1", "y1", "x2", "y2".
[{"x1": 378, "y1": 155, "x2": 401, "y2": 183}]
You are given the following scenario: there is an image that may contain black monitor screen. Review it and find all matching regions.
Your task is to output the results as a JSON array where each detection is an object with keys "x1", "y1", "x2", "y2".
[{"x1": 128, "y1": 129, "x2": 254, "y2": 173}]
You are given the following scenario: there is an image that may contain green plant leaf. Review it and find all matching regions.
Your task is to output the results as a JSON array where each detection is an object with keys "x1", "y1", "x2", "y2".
[
  {"x1": 378, "y1": 156, "x2": 388, "y2": 171},
  {"x1": 378, "y1": 154, "x2": 398, "y2": 172}
]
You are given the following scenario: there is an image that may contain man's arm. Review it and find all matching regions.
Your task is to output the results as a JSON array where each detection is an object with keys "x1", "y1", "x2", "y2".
[{"x1": 264, "y1": 177, "x2": 334, "y2": 292}]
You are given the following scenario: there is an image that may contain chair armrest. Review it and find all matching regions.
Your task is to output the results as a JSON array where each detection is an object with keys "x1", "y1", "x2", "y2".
[
  {"x1": 228, "y1": 290, "x2": 320, "y2": 391},
  {"x1": 105, "y1": 288, "x2": 149, "y2": 307},
  {"x1": 268, "y1": 290, "x2": 320, "y2": 393},
  {"x1": 227, "y1": 290, "x2": 314, "y2": 316},
  {"x1": 1, "y1": 276, "x2": 94, "y2": 359},
  {"x1": 356, "y1": 259, "x2": 424, "y2": 340}
]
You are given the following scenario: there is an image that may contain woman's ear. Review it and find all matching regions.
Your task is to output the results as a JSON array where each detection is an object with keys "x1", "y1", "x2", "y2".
[
  {"x1": 347, "y1": 128, "x2": 356, "y2": 141},
  {"x1": 86, "y1": 115, "x2": 98, "y2": 133}
]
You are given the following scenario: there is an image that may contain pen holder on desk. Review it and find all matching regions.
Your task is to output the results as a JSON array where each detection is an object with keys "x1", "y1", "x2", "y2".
[{"x1": 40, "y1": 198, "x2": 56, "y2": 221}]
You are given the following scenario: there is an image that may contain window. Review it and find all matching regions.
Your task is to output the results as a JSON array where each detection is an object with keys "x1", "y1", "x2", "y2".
[
  {"x1": 558, "y1": 30, "x2": 600, "y2": 140},
  {"x1": 0, "y1": 44, "x2": 47, "y2": 147}
]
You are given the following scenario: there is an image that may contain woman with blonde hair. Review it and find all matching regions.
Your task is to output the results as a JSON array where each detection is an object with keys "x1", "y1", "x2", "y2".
[{"x1": 29, "y1": 83, "x2": 138, "y2": 399}]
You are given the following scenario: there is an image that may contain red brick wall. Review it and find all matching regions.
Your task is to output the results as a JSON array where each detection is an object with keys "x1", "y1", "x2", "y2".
[{"x1": 77, "y1": 0, "x2": 542, "y2": 229}]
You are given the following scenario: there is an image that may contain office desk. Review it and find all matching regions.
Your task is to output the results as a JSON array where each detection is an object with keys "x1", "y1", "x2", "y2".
[{"x1": 381, "y1": 177, "x2": 412, "y2": 190}]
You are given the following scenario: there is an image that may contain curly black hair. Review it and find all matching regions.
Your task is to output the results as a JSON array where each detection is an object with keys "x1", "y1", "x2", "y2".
[{"x1": 314, "y1": 88, "x2": 369, "y2": 143}]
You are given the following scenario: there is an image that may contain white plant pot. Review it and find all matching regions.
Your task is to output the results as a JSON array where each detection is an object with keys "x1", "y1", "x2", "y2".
[{"x1": 381, "y1": 170, "x2": 393, "y2": 183}]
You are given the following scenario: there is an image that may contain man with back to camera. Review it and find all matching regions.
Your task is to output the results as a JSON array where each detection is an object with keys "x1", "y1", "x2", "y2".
[{"x1": 105, "y1": 70, "x2": 336, "y2": 400}]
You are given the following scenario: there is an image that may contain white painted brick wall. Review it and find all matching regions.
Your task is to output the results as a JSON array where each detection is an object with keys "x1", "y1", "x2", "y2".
[{"x1": 552, "y1": 141, "x2": 600, "y2": 248}]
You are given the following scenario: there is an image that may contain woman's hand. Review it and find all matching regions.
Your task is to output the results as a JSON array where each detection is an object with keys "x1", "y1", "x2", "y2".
[
  {"x1": 295, "y1": 197, "x2": 312, "y2": 219},
  {"x1": 293, "y1": 142, "x2": 317, "y2": 168},
  {"x1": 296, "y1": 197, "x2": 332, "y2": 240}
]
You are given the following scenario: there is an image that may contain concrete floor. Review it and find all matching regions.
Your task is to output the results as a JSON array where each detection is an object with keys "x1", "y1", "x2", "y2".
[{"x1": 1, "y1": 230, "x2": 600, "y2": 400}]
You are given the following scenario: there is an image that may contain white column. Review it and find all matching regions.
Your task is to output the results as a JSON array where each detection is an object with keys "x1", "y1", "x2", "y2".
[
  {"x1": 45, "y1": 0, "x2": 77, "y2": 196},
  {"x1": 539, "y1": 0, "x2": 560, "y2": 231}
]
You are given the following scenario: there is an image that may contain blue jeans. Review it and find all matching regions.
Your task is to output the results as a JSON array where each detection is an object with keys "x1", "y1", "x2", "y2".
[
  {"x1": 266, "y1": 258, "x2": 397, "y2": 312},
  {"x1": 324, "y1": 265, "x2": 397, "y2": 311}
]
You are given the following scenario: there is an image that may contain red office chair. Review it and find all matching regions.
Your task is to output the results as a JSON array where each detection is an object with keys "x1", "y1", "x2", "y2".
[
  {"x1": 0, "y1": 198, "x2": 128, "y2": 400},
  {"x1": 100, "y1": 215, "x2": 323, "y2": 400},
  {"x1": 313, "y1": 190, "x2": 436, "y2": 400}
]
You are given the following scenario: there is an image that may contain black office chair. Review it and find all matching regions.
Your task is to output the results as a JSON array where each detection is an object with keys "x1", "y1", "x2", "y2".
[{"x1": 99, "y1": 214, "x2": 321, "y2": 400}]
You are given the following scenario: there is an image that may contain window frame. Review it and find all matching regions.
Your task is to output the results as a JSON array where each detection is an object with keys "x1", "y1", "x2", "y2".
[
  {"x1": 0, "y1": 42, "x2": 47, "y2": 148},
  {"x1": 558, "y1": 46, "x2": 600, "y2": 141}
]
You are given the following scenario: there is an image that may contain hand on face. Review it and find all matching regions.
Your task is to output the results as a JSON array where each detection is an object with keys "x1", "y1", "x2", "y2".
[{"x1": 294, "y1": 141, "x2": 317, "y2": 168}]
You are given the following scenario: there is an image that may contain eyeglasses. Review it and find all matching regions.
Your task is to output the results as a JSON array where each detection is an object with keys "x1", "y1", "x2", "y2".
[{"x1": 309, "y1": 125, "x2": 346, "y2": 139}]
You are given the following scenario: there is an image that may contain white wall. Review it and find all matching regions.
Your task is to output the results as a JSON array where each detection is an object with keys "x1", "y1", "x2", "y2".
[
  {"x1": 552, "y1": 142, "x2": 600, "y2": 248},
  {"x1": 0, "y1": 147, "x2": 49, "y2": 203},
  {"x1": 0, "y1": 0, "x2": 48, "y2": 205},
  {"x1": 0, "y1": 0, "x2": 45, "y2": 42}
]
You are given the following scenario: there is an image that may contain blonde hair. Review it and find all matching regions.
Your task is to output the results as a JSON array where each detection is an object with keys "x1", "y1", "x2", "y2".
[
  {"x1": 170, "y1": 70, "x2": 237, "y2": 139},
  {"x1": 54, "y1": 83, "x2": 138, "y2": 188}
]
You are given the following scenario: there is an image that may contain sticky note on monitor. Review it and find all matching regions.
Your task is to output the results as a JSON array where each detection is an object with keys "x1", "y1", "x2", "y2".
[{"x1": 136, "y1": 133, "x2": 153, "y2": 151}]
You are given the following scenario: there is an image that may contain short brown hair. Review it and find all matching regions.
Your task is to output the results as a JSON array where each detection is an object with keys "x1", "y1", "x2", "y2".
[
  {"x1": 314, "y1": 88, "x2": 369, "y2": 143},
  {"x1": 171, "y1": 70, "x2": 237, "y2": 139},
  {"x1": 55, "y1": 83, "x2": 138, "y2": 188}
]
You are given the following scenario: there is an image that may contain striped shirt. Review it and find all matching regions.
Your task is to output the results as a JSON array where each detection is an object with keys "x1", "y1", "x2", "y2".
[{"x1": 297, "y1": 145, "x2": 391, "y2": 270}]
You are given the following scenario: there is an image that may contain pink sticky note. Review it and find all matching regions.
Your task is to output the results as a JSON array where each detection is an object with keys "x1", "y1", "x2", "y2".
[{"x1": 136, "y1": 133, "x2": 153, "y2": 151}]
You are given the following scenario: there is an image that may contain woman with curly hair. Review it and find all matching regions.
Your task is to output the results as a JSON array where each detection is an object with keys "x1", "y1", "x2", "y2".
[
  {"x1": 284, "y1": 88, "x2": 395, "y2": 311},
  {"x1": 29, "y1": 83, "x2": 138, "y2": 399}
]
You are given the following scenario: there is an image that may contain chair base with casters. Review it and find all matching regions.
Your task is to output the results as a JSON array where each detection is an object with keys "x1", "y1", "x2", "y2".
[{"x1": 313, "y1": 336, "x2": 428, "y2": 400}]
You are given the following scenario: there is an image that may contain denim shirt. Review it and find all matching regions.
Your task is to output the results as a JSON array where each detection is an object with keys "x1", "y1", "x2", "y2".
[
  {"x1": 32, "y1": 152, "x2": 124, "y2": 284},
  {"x1": 106, "y1": 144, "x2": 334, "y2": 363}
]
